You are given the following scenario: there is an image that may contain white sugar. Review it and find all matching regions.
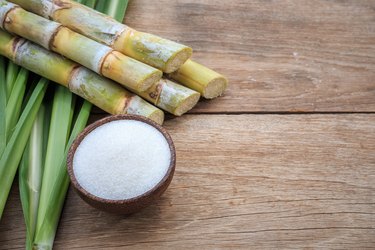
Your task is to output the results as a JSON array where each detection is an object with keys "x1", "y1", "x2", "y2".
[{"x1": 73, "y1": 120, "x2": 171, "y2": 200}]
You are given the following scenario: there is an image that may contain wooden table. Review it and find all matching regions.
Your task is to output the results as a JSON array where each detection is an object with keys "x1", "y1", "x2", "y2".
[{"x1": 1, "y1": 0, "x2": 374, "y2": 249}]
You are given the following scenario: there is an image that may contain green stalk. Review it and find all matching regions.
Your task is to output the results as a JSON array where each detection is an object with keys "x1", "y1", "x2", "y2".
[
  {"x1": 5, "y1": 62, "x2": 19, "y2": 99},
  {"x1": 95, "y1": 0, "x2": 106, "y2": 12},
  {"x1": 0, "y1": 56, "x2": 6, "y2": 156},
  {"x1": 104, "y1": 0, "x2": 128, "y2": 22},
  {"x1": 19, "y1": 103, "x2": 49, "y2": 250},
  {"x1": 34, "y1": 86, "x2": 75, "y2": 243},
  {"x1": 0, "y1": 78, "x2": 49, "y2": 218},
  {"x1": 33, "y1": 101, "x2": 90, "y2": 250},
  {"x1": 84, "y1": 0, "x2": 96, "y2": 8},
  {"x1": 5, "y1": 68, "x2": 28, "y2": 142}
]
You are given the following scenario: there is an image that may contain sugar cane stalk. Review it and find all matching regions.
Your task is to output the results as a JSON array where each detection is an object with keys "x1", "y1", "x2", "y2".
[
  {"x1": 7, "y1": 0, "x2": 193, "y2": 73},
  {"x1": 6, "y1": 0, "x2": 228, "y2": 97},
  {"x1": 0, "y1": 30, "x2": 164, "y2": 124},
  {"x1": 0, "y1": 0, "x2": 162, "y2": 91}
]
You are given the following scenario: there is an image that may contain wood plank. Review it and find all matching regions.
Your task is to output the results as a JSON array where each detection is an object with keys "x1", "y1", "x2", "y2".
[
  {"x1": 1, "y1": 114, "x2": 374, "y2": 249},
  {"x1": 120, "y1": 0, "x2": 375, "y2": 113}
]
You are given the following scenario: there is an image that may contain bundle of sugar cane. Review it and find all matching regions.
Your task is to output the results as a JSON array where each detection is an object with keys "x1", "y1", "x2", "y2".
[
  {"x1": 0, "y1": 30, "x2": 165, "y2": 124},
  {"x1": 0, "y1": 1, "x2": 200, "y2": 116},
  {"x1": 16, "y1": 2, "x2": 132, "y2": 250},
  {"x1": 7, "y1": 0, "x2": 228, "y2": 98},
  {"x1": 7, "y1": 0, "x2": 192, "y2": 73},
  {"x1": 0, "y1": 0, "x2": 162, "y2": 91}
]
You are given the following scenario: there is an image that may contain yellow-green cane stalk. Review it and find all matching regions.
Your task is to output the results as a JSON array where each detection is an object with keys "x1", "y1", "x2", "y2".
[
  {"x1": 0, "y1": 78, "x2": 48, "y2": 218},
  {"x1": 0, "y1": 30, "x2": 164, "y2": 124},
  {"x1": 0, "y1": 1, "x2": 162, "y2": 91},
  {"x1": 8, "y1": 0, "x2": 192, "y2": 73},
  {"x1": 168, "y1": 59, "x2": 228, "y2": 99}
]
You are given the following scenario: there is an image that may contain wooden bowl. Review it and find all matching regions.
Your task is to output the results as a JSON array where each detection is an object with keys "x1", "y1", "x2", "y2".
[{"x1": 67, "y1": 115, "x2": 176, "y2": 215}]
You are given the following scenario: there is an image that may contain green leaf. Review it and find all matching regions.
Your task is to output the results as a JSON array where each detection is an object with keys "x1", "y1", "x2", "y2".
[
  {"x1": 5, "y1": 61, "x2": 19, "y2": 100},
  {"x1": 84, "y1": 0, "x2": 97, "y2": 8},
  {"x1": 19, "y1": 103, "x2": 49, "y2": 250},
  {"x1": 0, "y1": 57, "x2": 6, "y2": 156},
  {"x1": 35, "y1": 85, "x2": 75, "y2": 241},
  {"x1": 0, "y1": 78, "x2": 48, "y2": 218},
  {"x1": 33, "y1": 101, "x2": 91, "y2": 250},
  {"x1": 95, "y1": 0, "x2": 106, "y2": 12},
  {"x1": 5, "y1": 68, "x2": 28, "y2": 142},
  {"x1": 104, "y1": 0, "x2": 129, "y2": 22}
]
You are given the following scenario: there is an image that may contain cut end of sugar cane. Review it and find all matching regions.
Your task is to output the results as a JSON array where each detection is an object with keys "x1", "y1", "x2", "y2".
[
  {"x1": 169, "y1": 59, "x2": 228, "y2": 99},
  {"x1": 172, "y1": 91, "x2": 200, "y2": 116},
  {"x1": 147, "y1": 109, "x2": 165, "y2": 125},
  {"x1": 118, "y1": 28, "x2": 193, "y2": 73},
  {"x1": 157, "y1": 79, "x2": 200, "y2": 116},
  {"x1": 202, "y1": 77, "x2": 228, "y2": 99},
  {"x1": 164, "y1": 46, "x2": 193, "y2": 74},
  {"x1": 126, "y1": 95, "x2": 165, "y2": 125}
]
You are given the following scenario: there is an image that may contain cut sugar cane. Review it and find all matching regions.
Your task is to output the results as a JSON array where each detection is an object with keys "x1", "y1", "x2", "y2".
[
  {"x1": 136, "y1": 78, "x2": 200, "y2": 116},
  {"x1": 169, "y1": 59, "x2": 228, "y2": 99},
  {"x1": 0, "y1": 0, "x2": 162, "y2": 91},
  {"x1": 6, "y1": 0, "x2": 228, "y2": 98},
  {"x1": 0, "y1": 30, "x2": 164, "y2": 124},
  {"x1": 8, "y1": 0, "x2": 192, "y2": 73}
]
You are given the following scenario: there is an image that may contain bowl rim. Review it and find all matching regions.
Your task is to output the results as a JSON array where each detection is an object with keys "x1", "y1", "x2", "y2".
[{"x1": 66, "y1": 114, "x2": 176, "y2": 206}]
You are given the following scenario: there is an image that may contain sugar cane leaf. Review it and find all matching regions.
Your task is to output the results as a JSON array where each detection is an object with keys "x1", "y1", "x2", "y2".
[
  {"x1": 35, "y1": 85, "x2": 74, "y2": 238},
  {"x1": 104, "y1": 0, "x2": 129, "y2": 22},
  {"x1": 84, "y1": 0, "x2": 97, "y2": 9},
  {"x1": 5, "y1": 68, "x2": 29, "y2": 142},
  {"x1": 0, "y1": 57, "x2": 6, "y2": 156},
  {"x1": 19, "y1": 103, "x2": 49, "y2": 250},
  {"x1": 33, "y1": 101, "x2": 91, "y2": 250},
  {"x1": 5, "y1": 61, "x2": 19, "y2": 100},
  {"x1": 0, "y1": 78, "x2": 48, "y2": 218}
]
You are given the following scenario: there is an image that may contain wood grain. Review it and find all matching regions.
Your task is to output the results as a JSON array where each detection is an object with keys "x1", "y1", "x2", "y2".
[
  {"x1": 1, "y1": 115, "x2": 374, "y2": 249},
  {"x1": 1, "y1": 1, "x2": 375, "y2": 249},
  {"x1": 120, "y1": 0, "x2": 375, "y2": 113}
]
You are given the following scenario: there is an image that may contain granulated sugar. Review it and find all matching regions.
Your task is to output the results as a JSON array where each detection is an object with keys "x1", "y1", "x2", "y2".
[{"x1": 73, "y1": 120, "x2": 171, "y2": 200}]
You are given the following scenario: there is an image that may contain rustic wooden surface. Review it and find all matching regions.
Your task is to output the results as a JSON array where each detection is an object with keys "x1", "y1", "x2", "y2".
[{"x1": 1, "y1": 0, "x2": 375, "y2": 249}]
